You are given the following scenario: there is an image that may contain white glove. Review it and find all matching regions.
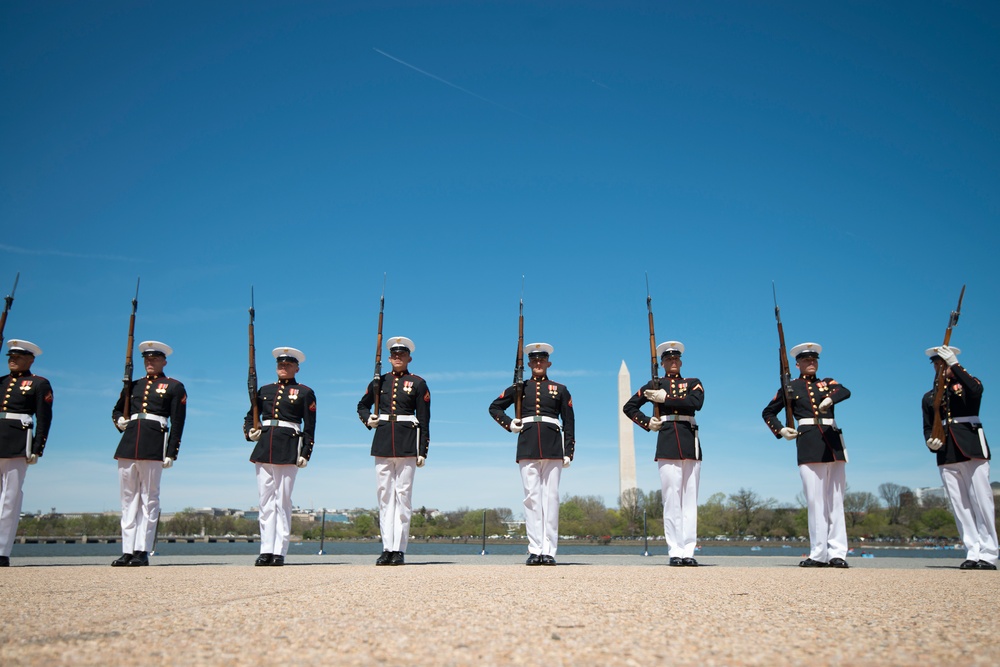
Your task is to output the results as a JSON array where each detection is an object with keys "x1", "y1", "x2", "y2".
[
  {"x1": 116, "y1": 416, "x2": 128, "y2": 432},
  {"x1": 562, "y1": 456, "x2": 571, "y2": 468},
  {"x1": 817, "y1": 397, "x2": 833, "y2": 413},
  {"x1": 296, "y1": 457, "x2": 308, "y2": 468},
  {"x1": 643, "y1": 388, "x2": 667, "y2": 403},
  {"x1": 162, "y1": 457, "x2": 173, "y2": 469},
  {"x1": 247, "y1": 428, "x2": 262, "y2": 442},
  {"x1": 779, "y1": 427, "x2": 799, "y2": 440},
  {"x1": 509, "y1": 418, "x2": 524, "y2": 433},
  {"x1": 26, "y1": 453, "x2": 38, "y2": 465},
  {"x1": 366, "y1": 414, "x2": 380, "y2": 428},
  {"x1": 926, "y1": 437, "x2": 943, "y2": 451},
  {"x1": 936, "y1": 346, "x2": 959, "y2": 367},
  {"x1": 416, "y1": 455, "x2": 426, "y2": 468},
  {"x1": 648, "y1": 416, "x2": 663, "y2": 432}
]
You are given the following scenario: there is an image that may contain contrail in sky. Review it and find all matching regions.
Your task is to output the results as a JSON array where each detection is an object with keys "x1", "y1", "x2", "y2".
[
  {"x1": 373, "y1": 48, "x2": 535, "y2": 121},
  {"x1": 0, "y1": 243, "x2": 138, "y2": 262}
]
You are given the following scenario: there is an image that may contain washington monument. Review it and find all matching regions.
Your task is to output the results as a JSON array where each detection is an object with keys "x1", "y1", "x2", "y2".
[{"x1": 617, "y1": 361, "x2": 638, "y2": 498}]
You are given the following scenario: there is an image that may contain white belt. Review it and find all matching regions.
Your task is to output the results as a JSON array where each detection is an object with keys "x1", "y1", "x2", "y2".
[
  {"x1": 798, "y1": 418, "x2": 837, "y2": 427},
  {"x1": 130, "y1": 413, "x2": 168, "y2": 426},
  {"x1": 378, "y1": 414, "x2": 418, "y2": 424},
  {"x1": 944, "y1": 416, "x2": 981, "y2": 426},
  {"x1": 524, "y1": 416, "x2": 562, "y2": 427},
  {"x1": 660, "y1": 414, "x2": 697, "y2": 425},
  {"x1": 262, "y1": 419, "x2": 301, "y2": 432},
  {"x1": 0, "y1": 412, "x2": 33, "y2": 427}
]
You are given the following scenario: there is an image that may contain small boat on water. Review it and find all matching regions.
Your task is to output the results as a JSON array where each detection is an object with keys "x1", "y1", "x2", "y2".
[{"x1": 750, "y1": 546, "x2": 762, "y2": 551}]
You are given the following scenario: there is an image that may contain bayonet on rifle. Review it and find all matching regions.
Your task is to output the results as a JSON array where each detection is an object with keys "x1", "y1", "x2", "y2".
[
  {"x1": 0, "y1": 272, "x2": 19, "y2": 350},
  {"x1": 514, "y1": 277, "x2": 525, "y2": 420},
  {"x1": 646, "y1": 274, "x2": 661, "y2": 419},
  {"x1": 772, "y1": 283, "x2": 795, "y2": 429},
  {"x1": 248, "y1": 286, "x2": 260, "y2": 430},
  {"x1": 372, "y1": 274, "x2": 386, "y2": 417},
  {"x1": 121, "y1": 278, "x2": 140, "y2": 420},
  {"x1": 930, "y1": 285, "x2": 966, "y2": 443}
]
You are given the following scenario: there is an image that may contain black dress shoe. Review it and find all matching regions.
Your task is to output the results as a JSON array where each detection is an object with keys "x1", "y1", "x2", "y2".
[
  {"x1": 540, "y1": 555, "x2": 557, "y2": 566},
  {"x1": 0, "y1": 556, "x2": 10, "y2": 567},
  {"x1": 127, "y1": 551, "x2": 149, "y2": 567},
  {"x1": 388, "y1": 551, "x2": 404, "y2": 566},
  {"x1": 959, "y1": 559, "x2": 980, "y2": 570},
  {"x1": 668, "y1": 557, "x2": 684, "y2": 566},
  {"x1": 254, "y1": 554, "x2": 273, "y2": 567},
  {"x1": 526, "y1": 554, "x2": 542, "y2": 566},
  {"x1": 828, "y1": 557, "x2": 849, "y2": 568},
  {"x1": 269, "y1": 555, "x2": 285, "y2": 566},
  {"x1": 799, "y1": 558, "x2": 828, "y2": 568},
  {"x1": 682, "y1": 557, "x2": 699, "y2": 567},
  {"x1": 375, "y1": 550, "x2": 392, "y2": 566},
  {"x1": 978, "y1": 560, "x2": 997, "y2": 570},
  {"x1": 111, "y1": 553, "x2": 133, "y2": 567}
]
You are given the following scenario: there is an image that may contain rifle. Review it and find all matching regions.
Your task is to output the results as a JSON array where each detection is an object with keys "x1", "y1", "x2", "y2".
[
  {"x1": 248, "y1": 286, "x2": 260, "y2": 431},
  {"x1": 772, "y1": 283, "x2": 795, "y2": 429},
  {"x1": 0, "y1": 272, "x2": 19, "y2": 350},
  {"x1": 930, "y1": 285, "x2": 966, "y2": 443},
  {"x1": 513, "y1": 277, "x2": 525, "y2": 420},
  {"x1": 121, "y1": 278, "x2": 140, "y2": 420},
  {"x1": 372, "y1": 274, "x2": 386, "y2": 417},
  {"x1": 645, "y1": 274, "x2": 661, "y2": 419}
]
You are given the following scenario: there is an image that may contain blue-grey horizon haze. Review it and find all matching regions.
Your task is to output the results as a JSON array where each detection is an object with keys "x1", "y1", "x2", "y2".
[{"x1": 2, "y1": 2, "x2": 998, "y2": 518}]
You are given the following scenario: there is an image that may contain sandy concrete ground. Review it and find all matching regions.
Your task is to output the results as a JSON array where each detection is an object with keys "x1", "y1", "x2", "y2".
[{"x1": 1, "y1": 555, "x2": 998, "y2": 666}]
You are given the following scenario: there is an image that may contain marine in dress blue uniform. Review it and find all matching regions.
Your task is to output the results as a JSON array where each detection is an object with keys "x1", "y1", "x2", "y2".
[
  {"x1": 922, "y1": 345, "x2": 997, "y2": 570},
  {"x1": 110, "y1": 341, "x2": 186, "y2": 567},
  {"x1": 762, "y1": 342, "x2": 851, "y2": 568},
  {"x1": 489, "y1": 343, "x2": 575, "y2": 565},
  {"x1": 623, "y1": 341, "x2": 704, "y2": 566},
  {"x1": 245, "y1": 347, "x2": 316, "y2": 567},
  {"x1": 0, "y1": 340, "x2": 53, "y2": 567},
  {"x1": 357, "y1": 336, "x2": 430, "y2": 566}
]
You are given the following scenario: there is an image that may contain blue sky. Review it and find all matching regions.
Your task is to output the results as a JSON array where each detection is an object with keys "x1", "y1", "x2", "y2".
[{"x1": 2, "y1": 1, "x2": 998, "y2": 516}]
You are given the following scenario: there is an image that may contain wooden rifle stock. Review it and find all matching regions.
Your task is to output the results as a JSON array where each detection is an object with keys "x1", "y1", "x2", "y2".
[
  {"x1": 514, "y1": 284, "x2": 524, "y2": 420},
  {"x1": 930, "y1": 285, "x2": 966, "y2": 443},
  {"x1": 646, "y1": 275, "x2": 661, "y2": 419},
  {"x1": 121, "y1": 278, "x2": 140, "y2": 420},
  {"x1": 0, "y1": 272, "x2": 19, "y2": 350},
  {"x1": 248, "y1": 287, "x2": 260, "y2": 430},
  {"x1": 372, "y1": 275, "x2": 386, "y2": 417},
  {"x1": 773, "y1": 283, "x2": 794, "y2": 429}
]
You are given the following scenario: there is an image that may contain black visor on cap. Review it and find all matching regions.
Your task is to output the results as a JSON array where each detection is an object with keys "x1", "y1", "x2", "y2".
[
  {"x1": 276, "y1": 356, "x2": 298, "y2": 363},
  {"x1": 142, "y1": 351, "x2": 166, "y2": 358},
  {"x1": 796, "y1": 352, "x2": 819, "y2": 360},
  {"x1": 6, "y1": 350, "x2": 33, "y2": 357}
]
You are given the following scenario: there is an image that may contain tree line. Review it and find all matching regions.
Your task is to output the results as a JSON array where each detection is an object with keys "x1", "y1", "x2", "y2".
[{"x1": 17, "y1": 482, "x2": 991, "y2": 542}]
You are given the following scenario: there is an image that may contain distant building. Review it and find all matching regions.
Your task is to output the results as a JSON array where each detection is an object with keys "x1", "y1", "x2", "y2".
[{"x1": 912, "y1": 486, "x2": 948, "y2": 506}]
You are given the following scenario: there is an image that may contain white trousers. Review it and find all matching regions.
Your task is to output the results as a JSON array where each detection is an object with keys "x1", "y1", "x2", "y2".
[
  {"x1": 520, "y1": 459, "x2": 562, "y2": 557},
  {"x1": 256, "y1": 463, "x2": 299, "y2": 557},
  {"x1": 658, "y1": 459, "x2": 701, "y2": 558},
  {"x1": 118, "y1": 459, "x2": 163, "y2": 554},
  {"x1": 0, "y1": 458, "x2": 28, "y2": 557},
  {"x1": 798, "y1": 462, "x2": 847, "y2": 562},
  {"x1": 375, "y1": 457, "x2": 416, "y2": 552},
  {"x1": 940, "y1": 460, "x2": 999, "y2": 564}
]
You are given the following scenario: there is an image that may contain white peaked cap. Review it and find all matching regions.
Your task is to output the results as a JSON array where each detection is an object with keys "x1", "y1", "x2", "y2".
[
  {"x1": 139, "y1": 340, "x2": 173, "y2": 357},
  {"x1": 525, "y1": 342, "x2": 554, "y2": 356},
  {"x1": 925, "y1": 345, "x2": 961, "y2": 358},
  {"x1": 387, "y1": 336, "x2": 415, "y2": 353},
  {"x1": 656, "y1": 341, "x2": 684, "y2": 357},
  {"x1": 273, "y1": 347, "x2": 306, "y2": 363},
  {"x1": 6, "y1": 339, "x2": 42, "y2": 356},
  {"x1": 790, "y1": 342, "x2": 821, "y2": 359}
]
